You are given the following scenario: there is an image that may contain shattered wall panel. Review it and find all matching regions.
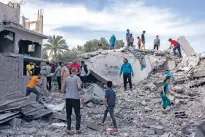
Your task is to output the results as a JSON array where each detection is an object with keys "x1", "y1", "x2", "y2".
[
  {"x1": 178, "y1": 36, "x2": 196, "y2": 56},
  {"x1": 85, "y1": 51, "x2": 151, "y2": 85}
]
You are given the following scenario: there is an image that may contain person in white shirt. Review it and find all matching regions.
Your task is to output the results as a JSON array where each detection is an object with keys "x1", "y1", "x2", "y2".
[{"x1": 80, "y1": 61, "x2": 90, "y2": 83}]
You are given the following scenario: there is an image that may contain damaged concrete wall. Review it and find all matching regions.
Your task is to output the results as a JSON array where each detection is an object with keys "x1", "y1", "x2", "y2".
[
  {"x1": 84, "y1": 51, "x2": 151, "y2": 85},
  {"x1": 0, "y1": 54, "x2": 28, "y2": 97}
]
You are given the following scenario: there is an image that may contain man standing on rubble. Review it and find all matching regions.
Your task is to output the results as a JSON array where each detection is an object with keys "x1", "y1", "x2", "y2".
[
  {"x1": 54, "y1": 62, "x2": 62, "y2": 92},
  {"x1": 154, "y1": 35, "x2": 160, "y2": 50},
  {"x1": 126, "y1": 29, "x2": 131, "y2": 46},
  {"x1": 64, "y1": 68, "x2": 82, "y2": 134},
  {"x1": 80, "y1": 61, "x2": 90, "y2": 83},
  {"x1": 109, "y1": 35, "x2": 116, "y2": 50},
  {"x1": 128, "y1": 34, "x2": 134, "y2": 47},
  {"x1": 137, "y1": 36, "x2": 141, "y2": 49},
  {"x1": 120, "y1": 58, "x2": 134, "y2": 91},
  {"x1": 98, "y1": 81, "x2": 117, "y2": 132},
  {"x1": 168, "y1": 38, "x2": 182, "y2": 58},
  {"x1": 141, "y1": 30, "x2": 146, "y2": 49}
]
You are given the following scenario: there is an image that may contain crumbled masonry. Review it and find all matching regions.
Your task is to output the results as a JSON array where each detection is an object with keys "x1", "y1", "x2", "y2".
[{"x1": 1, "y1": 48, "x2": 205, "y2": 137}]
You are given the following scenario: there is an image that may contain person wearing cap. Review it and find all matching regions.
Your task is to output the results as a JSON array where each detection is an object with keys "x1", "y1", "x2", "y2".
[
  {"x1": 168, "y1": 38, "x2": 182, "y2": 57},
  {"x1": 126, "y1": 29, "x2": 131, "y2": 46},
  {"x1": 120, "y1": 58, "x2": 134, "y2": 91},
  {"x1": 141, "y1": 31, "x2": 146, "y2": 49},
  {"x1": 154, "y1": 35, "x2": 160, "y2": 50},
  {"x1": 128, "y1": 34, "x2": 134, "y2": 47}
]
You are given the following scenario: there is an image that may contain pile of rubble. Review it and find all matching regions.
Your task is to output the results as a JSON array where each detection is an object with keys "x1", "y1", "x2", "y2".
[{"x1": 1, "y1": 49, "x2": 205, "y2": 137}]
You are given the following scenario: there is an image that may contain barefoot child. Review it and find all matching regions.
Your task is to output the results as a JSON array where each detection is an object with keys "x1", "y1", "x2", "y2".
[
  {"x1": 98, "y1": 81, "x2": 117, "y2": 132},
  {"x1": 160, "y1": 76, "x2": 174, "y2": 113}
]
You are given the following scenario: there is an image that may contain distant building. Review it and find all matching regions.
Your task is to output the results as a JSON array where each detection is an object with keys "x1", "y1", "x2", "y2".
[{"x1": 0, "y1": 1, "x2": 48, "y2": 75}]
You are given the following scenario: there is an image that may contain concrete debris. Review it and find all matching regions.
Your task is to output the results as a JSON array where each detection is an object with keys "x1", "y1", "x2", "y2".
[
  {"x1": 1, "y1": 48, "x2": 205, "y2": 136},
  {"x1": 9, "y1": 118, "x2": 22, "y2": 127},
  {"x1": 177, "y1": 36, "x2": 196, "y2": 56}
]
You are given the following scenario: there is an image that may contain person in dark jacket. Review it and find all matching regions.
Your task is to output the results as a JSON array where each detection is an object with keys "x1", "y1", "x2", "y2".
[
  {"x1": 141, "y1": 30, "x2": 146, "y2": 49},
  {"x1": 80, "y1": 61, "x2": 90, "y2": 83},
  {"x1": 33, "y1": 62, "x2": 41, "y2": 76},
  {"x1": 120, "y1": 58, "x2": 134, "y2": 91}
]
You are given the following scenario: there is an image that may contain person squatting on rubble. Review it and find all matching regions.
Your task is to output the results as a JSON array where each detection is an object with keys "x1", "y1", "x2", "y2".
[
  {"x1": 141, "y1": 30, "x2": 146, "y2": 49},
  {"x1": 54, "y1": 62, "x2": 62, "y2": 92},
  {"x1": 80, "y1": 61, "x2": 90, "y2": 83},
  {"x1": 98, "y1": 81, "x2": 118, "y2": 132},
  {"x1": 128, "y1": 34, "x2": 134, "y2": 47},
  {"x1": 160, "y1": 76, "x2": 174, "y2": 113},
  {"x1": 135, "y1": 52, "x2": 146, "y2": 70},
  {"x1": 109, "y1": 34, "x2": 116, "y2": 50},
  {"x1": 120, "y1": 58, "x2": 134, "y2": 91},
  {"x1": 61, "y1": 63, "x2": 70, "y2": 92},
  {"x1": 168, "y1": 38, "x2": 182, "y2": 58},
  {"x1": 126, "y1": 29, "x2": 131, "y2": 46},
  {"x1": 137, "y1": 36, "x2": 141, "y2": 49},
  {"x1": 26, "y1": 73, "x2": 42, "y2": 102},
  {"x1": 64, "y1": 68, "x2": 82, "y2": 134},
  {"x1": 154, "y1": 35, "x2": 160, "y2": 50}
]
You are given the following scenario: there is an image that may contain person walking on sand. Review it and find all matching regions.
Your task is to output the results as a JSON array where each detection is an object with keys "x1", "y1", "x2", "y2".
[
  {"x1": 160, "y1": 76, "x2": 174, "y2": 113},
  {"x1": 98, "y1": 81, "x2": 117, "y2": 132},
  {"x1": 120, "y1": 58, "x2": 134, "y2": 91}
]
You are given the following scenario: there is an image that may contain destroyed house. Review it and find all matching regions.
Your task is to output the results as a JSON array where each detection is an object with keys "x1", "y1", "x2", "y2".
[{"x1": 0, "y1": 2, "x2": 48, "y2": 75}]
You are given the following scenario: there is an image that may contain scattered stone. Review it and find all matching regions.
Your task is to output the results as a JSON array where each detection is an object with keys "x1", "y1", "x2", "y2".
[
  {"x1": 86, "y1": 121, "x2": 104, "y2": 132},
  {"x1": 28, "y1": 127, "x2": 37, "y2": 134},
  {"x1": 152, "y1": 125, "x2": 165, "y2": 135},
  {"x1": 87, "y1": 102, "x2": 95, "y2": 108},
  {"x1": 9, "y1": 118, "x2": 22, "y2": 127},
  {"x1": 141, "y1": 100, "x2": 147, "y2": 106}
]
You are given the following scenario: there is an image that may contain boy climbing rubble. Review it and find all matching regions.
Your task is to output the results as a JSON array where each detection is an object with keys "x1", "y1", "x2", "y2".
[
  {"x1": 98, "y1": 81, "x2": 118, "y2": 132},
  {"x1": 160, "y1": 76, "x2": 175, "y2": 113}
]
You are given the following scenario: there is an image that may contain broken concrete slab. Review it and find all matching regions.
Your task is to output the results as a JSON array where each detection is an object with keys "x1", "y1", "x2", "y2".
[
  {"x1": 9, "y1": 118, "x2": 21, "y2": 127},
  {"x1": 195, "y1": 121, "x2": 205, "y2": 137},
  {"x1": 52, "y1": 111, "x2": 67, "y2": 121},
  {"x1": 83, "y1": 83, "x2": 105, "y2": 104},
  {"x1": 84, "y1": 51, "x2": 151, "y2": 85},
  {"x1": 176, "y1": 55, "x2": 200, "y2": 72},
  {"x1": 0, "y1": 112, "x2": 20, "y2": 124},
  {"x1": 164, "y1": 60, "x2": 176, "y2": 70},
  {"x1": 86, "y1": 121, "x2": 105, "y2": 132},
  {"x1": 177, "y1": 36, "x2": 196, "y2": 56}
]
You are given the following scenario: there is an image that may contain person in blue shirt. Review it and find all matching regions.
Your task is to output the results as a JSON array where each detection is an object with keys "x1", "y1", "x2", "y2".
[
  {"x1": 120, "y1": 58, "x2": 134, "y2": 91},
  {"x1": 160, "y1": 76, "x2": 174, "y2": 113},
  {"x1": 126, "y1": 29, "x2": 131, "y2": 46},
  {"x1": 109, "y1": 35, "x2": 116, "y2": 50},
  {"x1": 98, "y1": 81, "x2": 117, "y2": 132}
]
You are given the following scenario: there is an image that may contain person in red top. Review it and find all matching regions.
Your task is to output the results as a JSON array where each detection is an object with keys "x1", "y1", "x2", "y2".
[
  {"x1": 71, "y1": 60, "x2": 80, "y2": 73},
  {"x1": 168, "y1": 38, "x2": 182, "y2": 58}
]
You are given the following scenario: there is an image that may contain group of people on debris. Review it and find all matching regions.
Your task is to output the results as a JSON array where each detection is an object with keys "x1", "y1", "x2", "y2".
[{"x1": 109, "y1": 29, "x2": 182, "y2": 58}]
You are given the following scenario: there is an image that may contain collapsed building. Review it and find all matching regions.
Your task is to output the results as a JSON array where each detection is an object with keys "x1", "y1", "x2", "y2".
[{"x1": 1, "y1": 35, "x2": 205, "y2": 137}]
